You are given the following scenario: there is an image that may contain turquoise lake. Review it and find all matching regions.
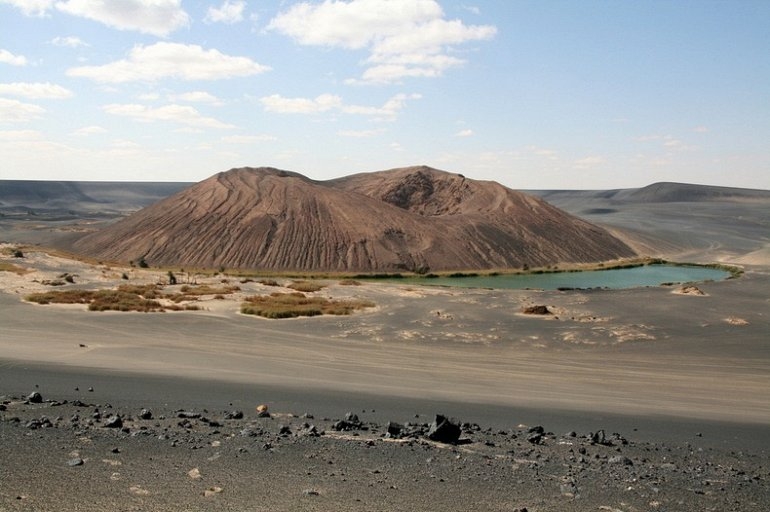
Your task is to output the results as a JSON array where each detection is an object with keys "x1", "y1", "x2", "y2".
[{"x1": 391, "y1": 264, "x2": 732, "y2": 290}]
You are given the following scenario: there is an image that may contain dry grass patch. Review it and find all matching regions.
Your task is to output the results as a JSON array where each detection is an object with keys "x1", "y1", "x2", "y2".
[
  {"x1": 25, "y1": 284, "x2": 201, "y2": 312},
  {"x1": 0, "y1": 261, "x2": 30, "y2": 275},
  {"x1": 165, "y1": 284, "x2": 241, "y2": 303},
  {"x1": 287, "y1": 280, "x2": 326, "y2": 293},
  {"x1": 241, "y1": 292, "x2": 374, "y2": 319}
]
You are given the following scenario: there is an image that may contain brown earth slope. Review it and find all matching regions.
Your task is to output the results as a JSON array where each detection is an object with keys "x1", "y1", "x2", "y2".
[{"x1": 71, "y1": 166, "x2": 635, "y2": 272}]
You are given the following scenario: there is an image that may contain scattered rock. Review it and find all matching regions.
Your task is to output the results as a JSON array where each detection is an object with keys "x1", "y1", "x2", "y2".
[
  {"x1": 224, "y1": 410, "x2": 244, "y2": 420},
  {"x1": 523, "y1": 305, "x2": 551, "y2": 315},
  {"x1": 608, "y1": 455, "x2": 633, "y2": 466},
  {"x1": 67, "y1": 458, "x2": 84, "y2": 467},
  {"x1": 526, "y1": 432, "x2": 544, "y2": 445},
  {"x1": 104, "y1": 415, "x2": 123, "y2": 428},
  {"x1": 387, "y1": 421, "x2": 404, "y2": 438},
  {"x1": 203, "y1": 486, "x2": 223, "y2": 497},
  {"x1": 427, "y1": 414, "x2": 461, "y2": 444},
  {"x1": 138, "y1": 409, "x2": 153, "y2": 420},
  {"x1": 332, "y1": 412, "x2": 364, "y2": 431},
  {"x1": 27, "y1": 392, "x2": 43, "y2": 404}
]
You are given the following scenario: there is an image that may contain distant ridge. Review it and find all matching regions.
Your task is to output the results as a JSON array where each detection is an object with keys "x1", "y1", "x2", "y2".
[
  {"x1": 534, "y1": 182, "x2": 770, "y2": 204},
  {"x1": 70, "y1": 166, "x2": 635, "y2": 272},
  {"x1": 625, "y1": 182, "x2": 770, "y2": 203},
  {"x1": 0, "y1": 180, "x2": 188, "y2": 213}
]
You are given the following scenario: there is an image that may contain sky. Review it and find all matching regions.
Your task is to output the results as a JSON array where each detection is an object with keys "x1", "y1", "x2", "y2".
[{"x1": 1, "y1": 0, "x2": 769, "y2": 190}]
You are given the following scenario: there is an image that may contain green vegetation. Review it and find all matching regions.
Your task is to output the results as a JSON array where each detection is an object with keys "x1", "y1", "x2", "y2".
[{"x1": 241, "y1": 292, "x2": 375, "y2": 319}]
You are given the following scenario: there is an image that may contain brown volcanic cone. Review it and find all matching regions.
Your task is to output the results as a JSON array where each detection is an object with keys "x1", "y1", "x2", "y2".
[{"x1": 72, "y1": 166, "x2": 635, "y2": 272}]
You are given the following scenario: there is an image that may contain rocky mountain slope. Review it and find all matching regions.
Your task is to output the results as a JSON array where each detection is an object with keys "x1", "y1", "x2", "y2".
[{"x1": 71, "y1": 166, "x2": 635, "y2": 272}]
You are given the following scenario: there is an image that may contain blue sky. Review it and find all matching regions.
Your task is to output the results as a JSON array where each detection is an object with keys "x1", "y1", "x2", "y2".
[{"x1": 1, "y1": 0, "x2": 768, "y2": 190}]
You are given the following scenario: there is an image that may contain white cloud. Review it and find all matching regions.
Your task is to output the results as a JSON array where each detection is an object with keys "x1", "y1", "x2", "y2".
[
  {"x1": 51, "y1": 36, "x2": 88, "y2": 47},
  {"x1": 0, "y1": 82, "x2": 73, "y2": 99},
  {"x1": 573, "y1": 155, "x2": 606, "y2": 170},
  {"x1": 205, "y1": 0, "x2": 245, "y2": 24},
  {"x1": 455, "y1": 128, "x2": 473, "y2": 137},
  {"x1": 67, "y1": 42, "x2": 270, "y2": 83},
  {"x1": 0, "y1": 49, "x2": 28, "y2": 66},
  {"x1": 260, "y1": 93, "x2": 343, "y2": 114},
  {"x1": 74, "y1": 125, "x2": 107, "y2": 135},
  {"x1": 693, "y1": 125, "x2": 709, "y2": 133},
  {"x1": 0, "y1": 0, "x2": 53, "y2": 16},
  {"x1": 260, "y1": 92, "x2": 419, "y2": 120},
  {"x1": 635, "y1": 133, "x2": 695, "y2": 151},
  {"x1": 136, "y1": 92, "x2": 160, "y2": 101},
  {"x1": 221, "y1": 134, "x2": 277, "y2": 143},
  {"x1": 0, "y1": 129, "x2": 43, "y2": 140},
  {"x1": 524, "y1": 145, "x2": 559, "y2": 160},
  {"x1": 0, "y1": 98, "x2": 46, "y2": 122},
  {"x1": 55, "y1": 0, "x2": 189, "y2": 37},
  {"x1": 110, "y1": 138, "x2": 141, "y2": 149},
  {"x1": 268, "y1": 0, "x2": 496, "y2": 84},
  {"x1": 338, "y1": 128, "x2": 385, "y2": 137},
  {"x1": 102, "y1": 103, "x2": 234, "y2": 129},
  {"x1": 169, "y1": 91, "x2": 224, "y2": 105}
]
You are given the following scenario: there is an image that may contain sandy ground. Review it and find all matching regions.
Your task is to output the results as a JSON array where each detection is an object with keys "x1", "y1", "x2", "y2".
[
  {"x1": 1, "y1": 192, "x2": 769, "y2": 510},
  {"x1": 1, "y1": 246, "x2": 769, "y2": 425}
]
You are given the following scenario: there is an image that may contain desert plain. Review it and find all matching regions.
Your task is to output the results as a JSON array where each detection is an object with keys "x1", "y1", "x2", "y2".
[{"x1": 1, "y1": 181, "x2": 769, "y2": 511}]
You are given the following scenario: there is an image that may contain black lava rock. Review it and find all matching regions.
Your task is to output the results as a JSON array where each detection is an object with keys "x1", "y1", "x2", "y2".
[{"x1": 427, "y1": 414, "x2": 461, "y2": 444}]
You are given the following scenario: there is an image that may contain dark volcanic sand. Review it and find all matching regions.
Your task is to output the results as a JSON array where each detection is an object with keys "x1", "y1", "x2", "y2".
[{"x1": 2, "y1": 364, "x2": 769, "y2": 512}]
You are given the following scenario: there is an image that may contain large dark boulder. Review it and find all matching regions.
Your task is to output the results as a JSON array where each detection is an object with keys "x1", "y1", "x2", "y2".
[{"x1": 427, "y1": 414, "x2": 461, "y2": 444}]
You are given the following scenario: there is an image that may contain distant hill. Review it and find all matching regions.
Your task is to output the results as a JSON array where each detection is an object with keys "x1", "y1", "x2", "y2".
[
  {"x1": 534, "y1": 182, "x2": 770, "y2": 204},
  {"x1": 624, "y1": 182, "x2": 770, "y2": 203},
  {"x1": 70, "y1": 166, "x2": 636, "y2": 272},
  {"x1": 0, "y1": 180, "x2": 188, "y2": 213}
]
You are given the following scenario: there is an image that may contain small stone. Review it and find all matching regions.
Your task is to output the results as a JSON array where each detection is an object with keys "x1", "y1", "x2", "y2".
[
  {"x1": 138, "y1": 409, "x2": 153, "y2": 420},
  {"x1": 608, "y1": 455, "x2": 633, "y2": 466},
  {"x1": 387, "y1": 421, "x2": 403, "y2": 438},
  {"x1": 67, "y1": 458, "x2": 84, "y2": 467},
  {"x1": 526, "y1": 432, "x2": 543, "y2": 445},
  {"x1": 104, "y1": 415, "x2": 123, "y2": 428},
  {"x1": 203, "y1": 486, "x2": 223, "y2": 497},
  {"x1": 302, "y1": 489, "x2": 320, "y2": 496},
  {"x1": 27, "y1": 392, "x2": 43, "y2": 403}
]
